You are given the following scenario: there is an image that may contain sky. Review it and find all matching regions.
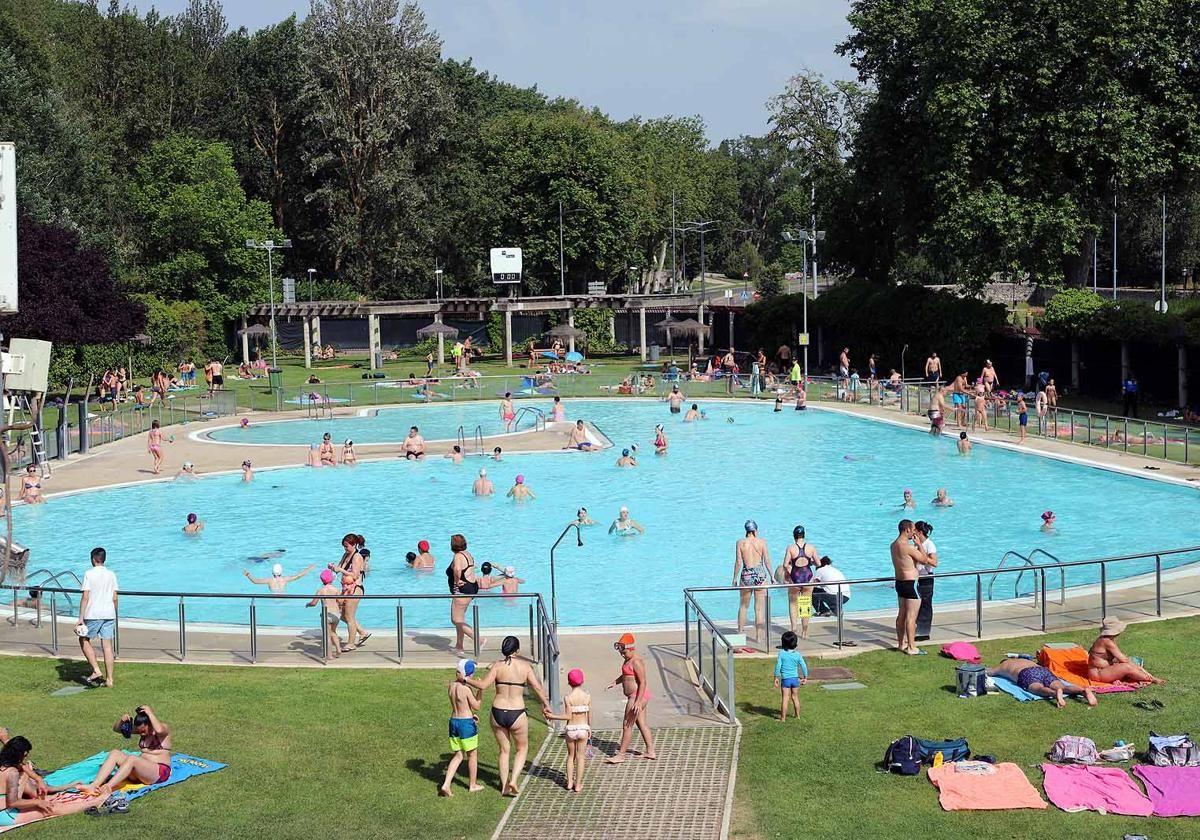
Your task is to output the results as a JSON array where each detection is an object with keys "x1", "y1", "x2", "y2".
[{"x1": 147, "y1": 0, "x2": 855, "y2": 144}]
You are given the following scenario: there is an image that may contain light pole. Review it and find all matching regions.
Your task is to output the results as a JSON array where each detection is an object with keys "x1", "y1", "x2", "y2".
[
  {"x1": 1112, "y1": 193, "x2": 1118, "y2": 300},
  {"x1": 245, "y1": 237, "x2": 292, "y2": 369},
  {"x1": 435, "y1": 265, "x2": 444, "y2": 301},
  {"x1": 307, "y1": 267, "x2": 315, "y2": 302},
  {"x1": 559, "y1": 200, "x2": 565, "y2": 296},
  {"x1": 1158, "y1": 193, "x2": 1168, "y2": 315},
  {"x1": 783, "y1": 227, "x2": 824, "y2": 382},
  {"x1": 548, "y1": 522, "x2": 582, "y2": 627}
]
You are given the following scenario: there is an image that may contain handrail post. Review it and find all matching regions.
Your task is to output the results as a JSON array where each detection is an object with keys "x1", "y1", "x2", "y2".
[
  {"x1": 684, "y1": 597, "x2": 690, "y2": 663},
  {"x1": 250, "y1": 599, "x2": 258, "y2": 664},
  {"x1": 836, "y1": 583, "x2": 844, "y2": 647},
  {"x1": 1100, "y1": 562, "x2": 1107, "y2": 618},
  {"x1": 529, "y1": 603, "x2": 537, "y2": 663},
  {"x1": 710, "y1": 635, "x2": 717, "y2": 698},
  {"x1": 762, "y1": 586, "x2": 771, "y2": 653},
  {"x1": 320, "y1": 600, "x2": 328, "y2": 662},
  {"x1": 1039, "y1": 569, "x2": 1047, "y2": 632},
  {"x1": 697, "y1": 614, "x2": 704, "y2": 677},
  {"x1": 50, "y1": 593, "x2": 58, "y2": 654},
  {"x1": 178, "y1": 597, "x2": 187, "y2": 660},
  {"x1": 471, "y1": 604, "x2": 480, "y2": 660},
  {"x1": 11, "y1": 586, "x2": 16, "y2": 627},
  {"x1": 726, "y1": 646, "x2": 736, "y2": 722},
  {"x1": 113, "y1": 605, "x2": 120, "y2": 658},
  {"x1": 1155, "y1": 555, "x2": 1162, "y2": 617},
  {"x1": 975, "y1": 575, "x2": 983, "y2": 639},
  {"x1": 397, "y1": 603, "x2": 404, "y2": 661}
]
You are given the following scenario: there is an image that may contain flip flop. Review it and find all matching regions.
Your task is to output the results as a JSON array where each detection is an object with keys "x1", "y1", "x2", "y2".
[
  {"x1": 1134, "y1": 699, "x2": 1164, "y2": 711},
  {"x1": 83, "y1": 675, "x2": 104, "y2": 687},
  {"x1": 357, "y1": 633, "x2": 372, "y2": 647}
]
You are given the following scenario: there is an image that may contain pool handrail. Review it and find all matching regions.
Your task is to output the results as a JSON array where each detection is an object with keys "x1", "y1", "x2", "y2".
[
  {"x1": 683, "y1": 590, "x2": 736, "y2": 721},
  {"x1": 986, "y1": 550, "x2": 1036, "y2": 602}
]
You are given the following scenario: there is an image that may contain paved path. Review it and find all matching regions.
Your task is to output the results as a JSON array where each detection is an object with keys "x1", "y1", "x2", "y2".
[{"x1": 494, "y1": 726, "x2": 739, "y2": 840}]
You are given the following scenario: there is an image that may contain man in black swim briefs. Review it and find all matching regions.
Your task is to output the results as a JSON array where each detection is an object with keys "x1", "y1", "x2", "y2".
[{"x1": 890, "y1": 519, "x2": 926, "y2": 655}]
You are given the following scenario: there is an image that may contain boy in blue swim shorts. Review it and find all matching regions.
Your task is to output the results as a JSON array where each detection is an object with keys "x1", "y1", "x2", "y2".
[
  {"x1": 440, "y1": 661, "x2": 483, "y2": 796},
  {"x1": 773, "y1": 631, "x2": 809, "y2": 722}
]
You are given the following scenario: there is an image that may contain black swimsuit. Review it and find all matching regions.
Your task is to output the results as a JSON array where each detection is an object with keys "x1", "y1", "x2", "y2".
[{"x1": 447, "y1": 552, "x2": 480, "y2": 596}]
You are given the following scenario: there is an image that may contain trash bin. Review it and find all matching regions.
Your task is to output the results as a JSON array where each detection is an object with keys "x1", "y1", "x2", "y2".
[
  {"x1": 267, "y1": 367, "x2": 283, "y2": 393},
  {"x1": 649, "y1": 344, "x2": 660, "y2": 362}
]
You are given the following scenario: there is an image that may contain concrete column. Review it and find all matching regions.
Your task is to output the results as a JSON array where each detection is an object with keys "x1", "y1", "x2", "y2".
[
  {"x1": 303, "y1": 316, "x2": 312, "y2": 369},
  {"x1": 697, "y1": 305, "x2": 705, "y2": 355},
  {"x1": 1179, "y1": 344, "x2": 1189, "y2": 408},
  {"x1": 728, "y1": 310, "x2": 735, "y2": 350},
  {"x1": 435, "y1": 313, "x2": 445, "y2": 365},
  {"x1": 1070, "y1": 338, "x2": 1080, "y2": 391},
  {"x1": 638, "y1": 306, "x2": 647, "y2": 362},
  {"x1": 240, "y1": 316, "x2": 250, "y2": 365},
  {"x1": 311, "y1": 315, "x2": 322, "y2": 348},
  {"x1": 567, "y1": 309, "x2": 576, "y2": 354},
  {"x1": 608, "y1": 311, "x2": 616, "y2": 342},
  {"x1": 1120, "y1": 340, "x2": 1130, "y2": 383},
  {"x1": 504, "y1": 309, "x2": 513, "y2": 367},
  {"x1": 368, "y1": 313, "x2": 381, "y2": 371}
]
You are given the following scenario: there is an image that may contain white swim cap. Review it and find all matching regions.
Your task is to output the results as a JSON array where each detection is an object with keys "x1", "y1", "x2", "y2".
[
  {"x1": 479, "y1": 468, "x2": 487, "y2": 477},
  {"x1": 504, "y1": 565, "x2": 515, "y2": 577},
  {"x1": 272, "y1": 563, "x2": 283, "y2": 576},
  {"x1": 183, "y1": 461, "x2": 193, "y2": 469}
]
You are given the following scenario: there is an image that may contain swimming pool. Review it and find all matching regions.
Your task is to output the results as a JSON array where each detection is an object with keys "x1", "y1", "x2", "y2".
[{"x1": 17, "y1": 399, "x2": 1200, "y2": 629}]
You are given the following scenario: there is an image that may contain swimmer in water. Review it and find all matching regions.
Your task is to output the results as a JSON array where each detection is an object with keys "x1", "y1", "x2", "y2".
[
  {"x1": 341, "y1": 439, "x2": 357, "y2": 465},
  {"x1": 576, "y1": 507, "x2": 597, "y2": 526},
  {"x1": 931, "y1": 488, "x2": 955, "y2": 507},
  {"x1": 684, "y1": 403, "x2": 700, "y2": 422},
  {"x1": 473, "y1": 468, "x2": 494, "y2": 496},
  {"x1": 506, "y1": 474, "x2": 536, "y2": 501},
  {"x1": 412, "y1": 540, "x2": 436, "y2": 569},
  {"x1": 175, "y1": 461, "x2": 198, "y2": 480},
  {"x1": 666, "y1": 385, "x2": 685, "y2": 414},
  {"x1": 551, "y1": 395, "x2": 566, "y2": 422},
  {"x1": 616, "y1": 448, "x2": 637, "y2": 468},
  {"x1": 492, "y1": 446, "x2": 503, "y2": 461},
  {"x1": 901, "y1": 488, "x2": 916, "y2": 509},
  {"x1": 241, "y1": 460, "x2": 254, "y2": 481},
  {"x1": 1041, "y1": 510, "x2": 1057, "y2": 533},
  {"x1": 306, "y1": 444, "x2": 322, "y2": 467},
  {"x1": 654, "y1": 424, "x2": 668, "y2": 455},
  {"x1": 608, "y1": 506, "x2": 645, "y2": 535},
  {"x1": 957, "y1": 431, "x2": 972, "y2": 455},
  {"x1": 182, "y1": 512, "x2": 203, "y2": 535},
  {"x1": 243, "y1": 563, "x2": 315, "y2": 593},
  {"x1": 445, "y1": 445, "x2": 464, "y2": 465},
  {"x1": 774, "y1": 396, "x2": 783, "y2": 413}
]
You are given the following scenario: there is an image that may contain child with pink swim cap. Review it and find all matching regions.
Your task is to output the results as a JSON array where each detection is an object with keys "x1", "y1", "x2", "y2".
[
  {"x1": 544, "y1": 668, "x2": 592, "y2": 793},
  {"x1": 307, "y1": 568, "x2": 347, "y2": 657}
]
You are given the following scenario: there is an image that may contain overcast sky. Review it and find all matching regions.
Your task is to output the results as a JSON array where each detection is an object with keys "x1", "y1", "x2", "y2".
[{"x1": 147, "y1": 0, "x2": 855, "y2": 143}]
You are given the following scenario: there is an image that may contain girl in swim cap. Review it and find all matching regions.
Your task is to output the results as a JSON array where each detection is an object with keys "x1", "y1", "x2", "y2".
[{"x1": 544, "y1": 668, "x2": 592, "y2": 792}]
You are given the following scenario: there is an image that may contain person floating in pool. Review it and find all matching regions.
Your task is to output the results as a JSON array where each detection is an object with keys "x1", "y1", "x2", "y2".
[
  {"x1": 576, "y1": 507, "x2": 597, "y2": 526},
  {"x1": 616, "y1": 448, "x2": 637, "y2": 468},
  {"x1": 564, "y1": 420, "x2": 593, "y2": 451},
  {"x1": 931, "y1": 488, "x2": 954, "y2": 507},
  {"x1": 182, "y1": 513, "x2": 203, "y2": 535},
  {"x1": 445, "y1": 445, "x2": 464, "y2": 465},
  {"x1": 241, "y1": 460, "x2": 254, "y2": 481},
  {"x1": 175, "y1": 461, "x2": 198, "y2": 481},
  {"x1": 1041, "y1": 510, "x2": 1057, "y2": 533},
  {"x1": 957, "y1": 432, "x2": 972, "y2": 455},
  {"x1": 404, "y1": 426, "x2": 426, "y2": 460},
  {"x1": 506, "y1": 474, "x2": 535, "y2": 502},
  {"x1": 341, "y1": 439, "x2": 357, "y2": 465},
  {"x1": 412, "y1": 540, "x2": 436, "y2": 570},
  {"x1": 473, "y1": 469, "x2": 494, "y2": 496},
  {"x1": 684, "y1": 404, "x2": 700, "y2": 422},
  {"x1": 243, "y1": 563, "x2": 315, "y2": 593},
  {"x1": 654, "y1": 424, "x2": 668, "y2": 455},
  {"x1": 901, "y1": 488, "x2": 916, "y2": 509},
  {"x1": 319, "y1": 433, "x2": 336, "y2": 466},
  {"x1": 608, "y1": 506, "x2": 644, "y2": 536}
]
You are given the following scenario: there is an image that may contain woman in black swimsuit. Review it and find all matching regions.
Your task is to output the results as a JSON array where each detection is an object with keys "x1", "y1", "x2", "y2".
[
  {"x1": 446, "y1": 533, "x2": 483, "y2": 655},
  {"x1": 335, "y1": 533, "x2": 371, "y2": 648},
  {"x1": 459, "y1": 636, "x2": 551, "y2": 796}
]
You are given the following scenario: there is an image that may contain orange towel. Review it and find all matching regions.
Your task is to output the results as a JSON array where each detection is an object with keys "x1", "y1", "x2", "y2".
[
  {"x1": 1037, "y1": 645, "x2": 1139, "y2": 693},
  {"x1": 928, "y1": 762, "x2": 1047, "y2": 811}
]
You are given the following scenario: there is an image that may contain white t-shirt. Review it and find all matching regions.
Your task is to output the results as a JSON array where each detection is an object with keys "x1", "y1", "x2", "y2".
[
  {"x1": 81, "y1": 565, "x2": 118, "y2": 620},
  {"x1": 812, "y1": 565, "x2": 851, "y2": 599},
  {"x1": 918, "y1": 538, "x2": 938, "y2": 576}
]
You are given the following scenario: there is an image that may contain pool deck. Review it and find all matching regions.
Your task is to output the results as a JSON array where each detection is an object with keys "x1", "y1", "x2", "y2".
[{"x1": 6, "y1": 396, "x2": 1200, "y2": 731}]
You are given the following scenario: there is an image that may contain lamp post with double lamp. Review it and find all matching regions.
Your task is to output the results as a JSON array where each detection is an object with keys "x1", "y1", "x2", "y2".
[
  {"x1": 782, "y1": 228, "x2": 824, "y2": 381},
  {"x1": 245, "y1": 238, "x2": 291, "y2": 369},
  {"x1": 307, "y1": 268, "x2": 315, "y2": 303},
  {"x1": 548, "y1": 522, "x2": 582, "y2": 628}
]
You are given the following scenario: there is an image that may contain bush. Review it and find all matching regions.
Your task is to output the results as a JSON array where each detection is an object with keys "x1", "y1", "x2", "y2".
[{"x1": 1041, "y1": 289, "x2": 1105, "y2": 338}]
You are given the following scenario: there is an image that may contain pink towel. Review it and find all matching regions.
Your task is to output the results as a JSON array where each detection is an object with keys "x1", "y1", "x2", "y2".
[
  {"x1": 928, "y1": 762, "x2": 1046, "y2": 811},
  {"x1": 1041, "y1": 763, "x2": 1153, "y2": 816},
  {"x1": 1133, "y1": 765, "x2": 1200, "y2": 817}
]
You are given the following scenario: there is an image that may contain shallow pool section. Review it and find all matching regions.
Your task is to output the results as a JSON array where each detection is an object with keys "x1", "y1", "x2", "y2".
[{"x1": 19, "y1": 399, "x2": 1200, "y2": 628}]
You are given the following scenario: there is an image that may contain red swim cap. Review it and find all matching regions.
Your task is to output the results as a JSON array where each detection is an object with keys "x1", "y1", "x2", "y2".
[{"x1": 418, "y1": 540, "x2": 430, "y2": 552}]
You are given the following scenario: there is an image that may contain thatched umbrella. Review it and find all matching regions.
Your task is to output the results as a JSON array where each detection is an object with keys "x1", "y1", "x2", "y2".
[
  {"x1": 238, "y1": 324, "x2": 271, "y2": 337},
  {"x1": 656, "y1": 317, "x2": 709, "y2": 365},
  {"x1": 545, "y1": 323, "x2": 586, "y2": 340},
  {"x1": 417, "y1": 321, "x2": 458, "y2": 365}
]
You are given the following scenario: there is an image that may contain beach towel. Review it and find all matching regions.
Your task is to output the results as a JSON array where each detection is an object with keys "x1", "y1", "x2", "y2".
[
  {"x1": 1037, "y1": 645, "x2": 1139, "y2": 693},
  {"x1": 0, "y1": 752, "x2": 225, "y2": 833},
  {"x1": 1133, "y1": 765, "x2": 1200, "y2": 817},
  {"x1": 989, "y1": 674, "x2": 1040, "y2": 702},
  {"x1": 1041, "y1": 763, "x2": 1153, "y2": 816},
  {"x1": 940, "y1": 641, "x2": 982, "y2": 663},
  {"x1": 927, "y1": 762, "x2": 1047, "y2": 811}
]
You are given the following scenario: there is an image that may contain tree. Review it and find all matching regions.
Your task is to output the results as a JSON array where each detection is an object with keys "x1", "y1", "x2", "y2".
[{"x1": 300, "y1": 0, "x2": 453, "y2": 295}]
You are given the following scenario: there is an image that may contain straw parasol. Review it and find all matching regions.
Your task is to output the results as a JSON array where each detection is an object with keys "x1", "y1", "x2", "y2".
[
  {"x1": 655, "y1": 317, "x2": 709, "y2": 364},
  {"x1": 237, "y1": 324, "x2": 271, "y2": 337},
  {"x1": 416, "y1": 322, "x2": 459, "y2": 338},
  {"x1": 545, "y1": 323, "x2": 586, "y2": 340}
]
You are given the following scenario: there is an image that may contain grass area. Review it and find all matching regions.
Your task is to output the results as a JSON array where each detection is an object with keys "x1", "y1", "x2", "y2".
[
  {"x1": 0, "y1": 657, "x2": 544, "y2": 839},
  {"x1": 732, "y1": 615, "x2": 1198, "y2": 839}
]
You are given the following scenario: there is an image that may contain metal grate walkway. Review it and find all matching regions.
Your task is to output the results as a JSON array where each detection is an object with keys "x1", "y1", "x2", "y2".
[{"x1": 494, "y1": 726, "x2": 739, "y2": 840}]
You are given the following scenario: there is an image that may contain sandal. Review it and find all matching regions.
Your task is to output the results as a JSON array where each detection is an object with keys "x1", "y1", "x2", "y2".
[
  {"x1": 1134, "y1": 699, "x2": 1164, "y2": 711},
  {"x1": 357, "y1": 633, "x2": 372, "y2": 647}
]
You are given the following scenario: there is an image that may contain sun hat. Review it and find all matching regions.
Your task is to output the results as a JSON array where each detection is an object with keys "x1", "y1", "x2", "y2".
[
  {"x1": 567, "y1": 668, "x2": 585, "y2": 687},
  {"x1": 1100, "y1": 617, "x2": 1126, "y2": 637}
]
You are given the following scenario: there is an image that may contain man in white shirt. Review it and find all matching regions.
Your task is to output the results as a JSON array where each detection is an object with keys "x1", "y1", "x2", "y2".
[
  {"x1": 811, "y1": 556, "x2": 851, "y2": 617},
  {"x1": 77, "y1": 546, "x2": 118, "y2": 687}
]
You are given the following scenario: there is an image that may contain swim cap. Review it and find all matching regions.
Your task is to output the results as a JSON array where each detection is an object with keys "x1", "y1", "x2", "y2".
[
  {"x1": 903, "y1": 487, "x2": 912, "y2": 494},
  {"x1": 567, "y1": 668, "x2": 585, "y2": 687},
  {"x1": 183, "y1": 461, "x2": 193, "y2": 469},
  {"x1": 1041, "y1": 510, "x2": 1055, "y2": 521},
  {"x1": 504, "y1": 565, "x2": 515, "y2": 577},
  {"x1": 793, "y1": 525, "x2": 805, "y2": 539},
  {"x1": 345, "y1": 439, "x2": 353, "y2": 446},
  {"x1": 187, "y1": 513, "x2": 197, "y2": 523},
  {"x1": 418, "y1": 540, "x2": 430, "y2": 552},
  {"x1": 242, "y1": 460, "x2": 251, "y2": 468},
  {"x1": 457, "y1": 659, "x2": 476, "y2": 677},
  {"x1": 320, "y1": 569, "x2": 334, "y2": 584},
  {"x1": 479, "y1": 468, "x2": 487, "y2": 477},
  {"x1": 744, "y1": 519, "x2": 758, "y2": 533},
  {"x1": 272, "y1": 563, "x2": 283, "y2": 576},
  {"x1": 480, "y1": 562, "x2": 493, "y2": 576},
  {"x1": 405, "y1": 551, "x2": 417, "y2": 564},
  {"x1": 622, "y1": 448, "x2": 630, "y2": 456},
  {"x1": 615, "y1": 632, "x2": 636, "y2": 649},
  {"x1": 515, "y1": 474, "x2": 524, "y2": 484}
]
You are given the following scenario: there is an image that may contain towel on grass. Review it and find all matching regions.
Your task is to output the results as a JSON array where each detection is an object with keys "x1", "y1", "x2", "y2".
[
  {"x1": 927, "y1": 762, "x2": 1047, "y2": 811},
  {"x1": 1041, "y1": 763, "x2": 1153, "y2": 816},
  {"x1": 989, "y1": 674, "x2": 1040, "y2": 702},
  {"x1": 1133, "y1": 765, "x2": 1200, "y2": 817},
  {"x1": 1037, "y1": 645, "x2": 1139, "y2": 693},
  {"x1": 0, "y1": 752, "x2": 225, "y2": 833}
]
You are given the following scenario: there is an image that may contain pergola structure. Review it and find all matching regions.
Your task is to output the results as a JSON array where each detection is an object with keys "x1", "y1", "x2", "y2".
[{"x1": 246, "y1": 292, "x2": 743, "y2": 369}]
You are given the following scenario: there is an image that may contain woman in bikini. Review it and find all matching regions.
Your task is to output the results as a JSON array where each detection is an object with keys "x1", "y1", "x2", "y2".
[
  {"x1": 147, "y1": 420, "x2": 165, "y2": 474},
  {"x1": 654, "y1": 424, "x2": 668, "y2": 455},
  {"x1": 606, "y1": 632, "x2": 657, "y2": 763},
  {"x1": 75, "y1": 706, "x2": 172, "y2": 797},
  {"x1": 332, "y1": 533, "x2": 370, "y2": 649},
  {"x1": 446, "y1": 533, "x2": 484, "y2": 655},
  {"x1": 499, "y1": 393, "x2": 516, "y2": 430},
  {"x1": 0, "y1": 734, "x2": 55, "y2": 818},
  {"x1": 1087, "y1": 617, "x2": 1164, "y2": 685},
  {"x1": 18, "y1": 465, "x2": 44, "y2": 505},
  {"x1": 318, "y1": 433, "x2": 337, "y2": 466},
  {"x1": 341, "y1": 439, "x2": 357, "y2": 465},
  {"x1": 458, "y1": 636, "x2": 550, "y2": 796}
]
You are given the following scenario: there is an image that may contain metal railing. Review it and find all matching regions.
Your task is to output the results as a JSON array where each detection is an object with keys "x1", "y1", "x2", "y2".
[
  {"x1": 684, "y1": 590, "x2": 736, "y2": 721},
  {"x1": 1, "y1": 585, "x2": 561, "y2": 705},
  {"x1": 510, "y1": 405, "x2": 546, "y2": 433}
]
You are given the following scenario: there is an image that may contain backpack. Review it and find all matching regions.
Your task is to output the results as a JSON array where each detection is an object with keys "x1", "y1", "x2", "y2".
[
  {"x1": 917, "y1": 737, "x2": 971, "y2": 764},
  {"x1": 1148, "y1": 732, "x2": 1200, "y2": 767},
  {"x1": 884, "y1": 736, "x2": 922, "y2": 775},
  {"x1": 1049, "y1": 735, "x2": 1100, "y2": 764},
  {"x1": 955, "y1": 664, "x2": 988, "y2": 697}
]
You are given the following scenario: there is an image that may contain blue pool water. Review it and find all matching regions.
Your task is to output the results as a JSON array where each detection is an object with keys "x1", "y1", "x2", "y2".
[{"x1": 17, "y1": 399, "x2": 1200, "y2": 629}]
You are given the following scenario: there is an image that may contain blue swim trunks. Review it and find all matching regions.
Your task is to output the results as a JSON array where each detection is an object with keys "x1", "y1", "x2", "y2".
[
  {"x1": 1016, "y1": 665, "x2": 1058, "y2": 691},
  {"x1": 780, "y1": 677, "x2": 800, "y2": 689},
  {"x1": 448, "y1": 717, "x2": 479, "y2": 752}
]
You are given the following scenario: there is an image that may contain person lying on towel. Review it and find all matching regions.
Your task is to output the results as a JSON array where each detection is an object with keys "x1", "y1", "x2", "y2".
[
  {"x1": 988, "y1": 659, "x2": 1096, "y2": 708},
  {"x1": 1088, "y1": 618, "x2": 1165, "y2": 685}
]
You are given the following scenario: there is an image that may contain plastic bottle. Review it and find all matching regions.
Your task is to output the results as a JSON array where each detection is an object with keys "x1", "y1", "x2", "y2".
[{"x1": 932, "y1": 751, "x2": 944, "y2": 768}]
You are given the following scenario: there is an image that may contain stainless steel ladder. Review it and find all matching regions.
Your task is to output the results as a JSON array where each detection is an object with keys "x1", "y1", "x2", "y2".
[{"x1": 14, "y1": 393, "x2": 50, "y2": 479}]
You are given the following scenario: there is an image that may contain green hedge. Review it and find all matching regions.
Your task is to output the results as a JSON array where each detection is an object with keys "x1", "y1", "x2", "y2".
[{"x1": 1041, "y1": 289, "x2": 1198, "y2": 345}]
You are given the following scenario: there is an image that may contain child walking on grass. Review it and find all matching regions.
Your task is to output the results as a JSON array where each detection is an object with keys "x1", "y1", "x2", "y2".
[
  {"x1": 544, "y1": 668, "x2": 592, "y2": 793},
  {"x1": 773, "y1": 631, "x2": 808, "y2": 721},
  {"x1": 439, "y1": 660, "x2": 484, "y2": 797}
]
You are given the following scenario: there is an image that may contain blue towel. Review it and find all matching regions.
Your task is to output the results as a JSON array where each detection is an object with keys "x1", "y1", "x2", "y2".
[
  {"x1": 41, "y1": 751, "x2": 226, "y2": 800},
  {"x1": 990, "y1": 674, "x2": 1040, "y2": 702}
]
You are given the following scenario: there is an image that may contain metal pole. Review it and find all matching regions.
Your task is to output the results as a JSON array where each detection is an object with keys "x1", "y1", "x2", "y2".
[
  {"x1": 1100, "y1": 563, "x2": 1107, "y2": 618},
  {"x1": 726, "y1": 647, "x2": 736, "y2": 723},
  {"x1": 529, "y1": 603, "x2": 536, "y2": 661},
  {"x1": 1155, "y1": 555, "x2": 1162, "y2": 616},
  {"x1": 1039, "y1": 569, "x2": 1047, "y2": 632},
  {"x1": 320, "y1": 600, "x2": 328, "y2": 661},
  {"x1": 397, "y1": 603, "x2": 404, "y2": 661},
  {"x1": 670, "y1": 192, "x2": 677, "y2": 292},
  {"x1": 697, "y1": 614, "x2": 703, "y2": 676},
  {"x1": 113, "y1": 606, "x2": 119, "y2": 657},
  {"x1": 1112, "y1": 195, "x2": 1118, "y2": 300},
  {"x1": 975, "y1": 575, "x2": 983, "y2": 639},
  {"x1": 50, "y1": 594, "x2": 58, "y2": 654},
  {"x1": 178, "y1": 598, "x2": 187, "y2": 660},
  {"x1": 558, "y1": 200, "x2": 565, "y2": 296},
  {"x1": 699, "y1": 225, "x2": 706, "y2": 303},
  {"x1": 811, "y1": 181, "x2": 818, "y2": 299},
  {"x1": 763, "y1": 587, "x2": 771, "y2": 653},
  {"x1": 836, "y1": 583, "x2": 844, "y2": 647},
  {"x1": 471, "y1": 604, "x2": 480, "y2": 660},
  {"x1": 250, "y1": 600, "x2": 258, "y2": 663},
  {"x1": 802, "y1": 283, "x2": 808, "y2": 381},
  {"x1": 267, "y1": 246, "x2": 278, "y2": 369},
  {"x1": 1161, "y1": 193, "x2": 1167, "y2": 314},
  {"x1": 710, "y1": 635, "x2": 717, "y2": 697},
  {"x1": 684, "y1": 598, "x2": 690, "y2": 662}
]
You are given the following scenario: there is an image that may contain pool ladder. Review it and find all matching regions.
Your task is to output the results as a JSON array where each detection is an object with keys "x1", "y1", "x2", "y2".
[
  {"x1": 986, "y1": 549, "x2": 1066, "y2": 605},
  {"x1": 510, "y1": 406, "x2": 546, "y2": 433},
  {"x1": 17, "y1": 569, "x2": 84, "y2": 621},
  {"x1": 306, "y1": 388, "x2": 333, "y2": 421},
  {"x1": 456, "y1": 425, "x2": 485, "y2": 455}
]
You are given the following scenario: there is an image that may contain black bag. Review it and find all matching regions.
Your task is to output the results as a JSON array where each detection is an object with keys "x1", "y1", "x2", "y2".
[{"x1": 885, "y1": 736, "x2": 922, "y2": 775}]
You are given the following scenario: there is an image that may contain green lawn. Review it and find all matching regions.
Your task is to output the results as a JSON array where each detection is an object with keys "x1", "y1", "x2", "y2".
[
  {"x1": 732, "y1": 615, "x2": 1198, "y2": 839},
  {"x1": 0, "y1": 658, "x2": 544, "y2": 839}
]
